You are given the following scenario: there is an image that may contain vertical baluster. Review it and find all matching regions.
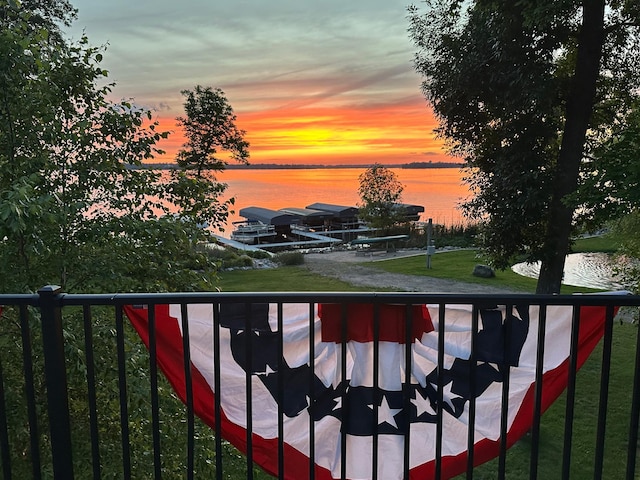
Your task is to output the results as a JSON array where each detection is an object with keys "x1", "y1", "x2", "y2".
[
  {"x1": 435, "y1": 303, "x2": 446, "y2": 480},
  {"x1": 402, "y1": 303, "x2": 413, "y2": 478},
  {"x1": 625, "y1": 313, "x2": 640, "y2": 480},
  {"x1": 466, "y1": 305, "x2": 479, "y2": 479},
  {"x1": 38, "y1": 285, "x2": 74, "y2": 480},
  {"x1": 497, "y1": 304, "x2": 513, "y2": 479},
  {"x1": 340, "y1": 302, "x2": 348, "y2": 480},
  {"x1": 20, "y1": 304, "x2": 41, "y2": 479},
  {"x1": 148, "y1": 305, "x2": 162, "y2": 479},
  {"x1": 529, "y1": 304, "x2": 548, "y2": 480},
  {"x1": 244, "y1": 302, "x2": 254, "y2": 480},
  {"x1": 594, "y1": 304, "x2": 615, "y2": 479},
  {"x1": 561, "y1": 305, "x2": 581, "y2": 479},
  {"x1": 276, "y1": 302, "x2": 285, "y2": 480},
  {"x1": 180, "y1": 304, "x2": 195, "y2": 480},
  {"x1": 82, "y1": 305, "x2": 101, "y2": 479},
  {"x1": 308, "y1": 302, "x2": 316, "y2": 480},
  {"x1": 371, "y1": 302, "x2": 380, "y2": 480},
  {"x1": 212, "y1": 304, "x2": 223, "y2": 480},
  {"x1": 115, "y1": 306, "x2": 131, "y2": 478}
]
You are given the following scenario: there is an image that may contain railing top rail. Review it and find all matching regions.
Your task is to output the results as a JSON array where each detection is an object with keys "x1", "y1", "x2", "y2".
[{"x1": 1, "y1": 289, "x2": 638, "y2": 307}]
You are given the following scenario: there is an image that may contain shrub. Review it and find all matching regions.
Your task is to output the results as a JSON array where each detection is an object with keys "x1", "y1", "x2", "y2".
[
  {"x1": 405, "y1": 222, "x2": 480, "y2": 248},
  {"x1": 238, "y1": 254, "x2": 254, "y2": 267},
  {"x1": 199, "y1": 245, "x2": 274, "y2": 269},
  {"x1": 273, "y1": 251, "x2": 305, "y2": 266}
]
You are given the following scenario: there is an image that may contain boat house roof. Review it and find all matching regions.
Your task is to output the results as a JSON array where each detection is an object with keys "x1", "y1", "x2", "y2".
[
  {"x1": 395, "y1": 204, "x2": 425, "y2": 215},
  {"x1": 239, "y1": 207, "x2": 299, "y2": 226},
  {"x1": 279, "y1": 207, "x2": 334, "y2": 222},
  {"x1": 305, "y1": 203, "x2": 359, "y2": 219}
]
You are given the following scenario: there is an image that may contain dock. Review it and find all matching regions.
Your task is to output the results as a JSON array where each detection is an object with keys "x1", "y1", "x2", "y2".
[
  {"x1": 215, "y1": 229, "x2": 342, "y2": 252},
  {"x1": 213, "y1": 235, "x2": 272, "y2": 253},
  {"x1": 221, "y1": 201, "x2": 424, "y2": 252}
]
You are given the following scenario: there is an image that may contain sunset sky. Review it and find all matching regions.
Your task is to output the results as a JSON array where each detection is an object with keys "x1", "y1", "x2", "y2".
[{"x1": 66, "y1": 1, "x2": 453, "y2": 165}]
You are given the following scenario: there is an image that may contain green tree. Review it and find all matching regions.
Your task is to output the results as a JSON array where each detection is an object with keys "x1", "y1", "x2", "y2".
[
  {"x1": 576, "y1": 101, "x2": 640, "y2": 226},
  {"x1": 409, "y1": 0, "x2": 640, "y2": 293},
  {"x1": 0, "y1": 1, "x2": 239, "y2": 476},
  {"x1": 167, "y1": 85, "x2": 249, "y2": 233},
  {"x1": 0, "y1": 1, "x2": 225, "y2": 294},
  {"x1": 357, "y1": 164, "x2": 405, "y2": 233},
  {"x1": 610, "y1": 212, "x2": 640, "y2": 293},
  {"x1": 582, "y1": 103, "x2": 640, "y2": 293}
]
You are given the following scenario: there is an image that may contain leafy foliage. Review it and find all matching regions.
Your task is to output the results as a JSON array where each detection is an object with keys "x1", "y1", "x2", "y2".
[
  {"x1": 203, "y1": 244, "x2": 272, "y2": 269},
  {"x1": 409, "y1": 1, "x2": 640, "y2": 292},
  {"x1": 393, "y1": 222, "x2": 479, "y2": 249},
  {"x1": 576, "y1": 102, "x2": 640, "y2": 228},
  {"x1": 357, "y1": 164, "x2": 406, "y2": 232},
  {"x1": 0, "y1": 2, "x2": 239, "y2": 294},
  {"x1": 176, "y1": 85, "x2": 249, "y2": 172},
  {"x1": 610, "y1": 212, "x2": 640, "y2": 293},
  {"x1": 0, "y1": 1, "x2": 252, "y2": 477},
  {"x1": 167, "y1": 86, "x2": 250, "y2": 232},
  {"x1": 273, "y1": 251, "x2": 305, "y2": 266}
]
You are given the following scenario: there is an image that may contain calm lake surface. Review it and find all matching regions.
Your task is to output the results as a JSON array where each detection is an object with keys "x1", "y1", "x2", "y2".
[
  {"x1": 213, "y1": 168, "x2": 624, "y2": 290},
  {"x1": 512, "y1": 253, "x2": 626, "y2": 290},
  {"x1": 217, "y1": 167, "x2": 471, "y2": 233}
]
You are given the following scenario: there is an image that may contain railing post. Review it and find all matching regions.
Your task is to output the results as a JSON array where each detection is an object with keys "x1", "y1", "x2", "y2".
[{"x1": 38, "y1": 285, "x2": 74, "y2": 479}]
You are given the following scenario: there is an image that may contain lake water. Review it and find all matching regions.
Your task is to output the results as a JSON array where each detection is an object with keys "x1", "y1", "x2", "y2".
[
  {"x1": 203, "y1": 168, "x2": 626, "y2": 290},
  {"x1": 512, "y1": 253, "x2": 626, "y2": 290},
  {"x1": 217, "y1": 167, "x2": 471, "y2": 233}
]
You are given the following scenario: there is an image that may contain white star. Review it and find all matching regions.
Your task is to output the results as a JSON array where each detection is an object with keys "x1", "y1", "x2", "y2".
[
  {"x1": 412, "y1": 389, "x2": 436, "y2": 417},
  {"x1": 369, "y1": 395, "x2": 403, "y2": 429},
  {"x1": 332, "y1": 396, "x2": 342, "y2": 411},
  {"x1": 430, "y1": 380, "x2": 462, "y2": 411}
]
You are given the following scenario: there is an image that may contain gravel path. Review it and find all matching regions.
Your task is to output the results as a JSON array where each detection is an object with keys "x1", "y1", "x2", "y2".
[{"x1": 302, "y1": 250, "x2": 519, "y2": 294}]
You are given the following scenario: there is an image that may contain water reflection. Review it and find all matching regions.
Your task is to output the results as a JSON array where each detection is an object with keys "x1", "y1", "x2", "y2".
[
  {"x1": 218, "y1": 167, "x2": 471, "y2": 230},
  {"x1": 512, "y1": 252, "x2": 625, "y2": 290}
]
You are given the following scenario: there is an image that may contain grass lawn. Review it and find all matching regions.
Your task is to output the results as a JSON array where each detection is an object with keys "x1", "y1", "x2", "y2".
[
  {"x1": 362, "y1": 249, "x2": 599, "y2": 294},
  {"x1": 360, "y1": 235, "x2": 622, "y2": 294},
  {"x1": 218, "y1": 236, "x2": 614, "y2": 294},
  {"x1": 573, "y1": 234, "x2": 621, "y2": 253},
  {"x1": 217, "y1": 266, "x2": 382, "y2": 292}
]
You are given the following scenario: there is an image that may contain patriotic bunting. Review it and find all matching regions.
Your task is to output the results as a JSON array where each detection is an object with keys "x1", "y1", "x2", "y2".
[{"x1": 125, "y1": 300, "x2": 615, "y2": 479}]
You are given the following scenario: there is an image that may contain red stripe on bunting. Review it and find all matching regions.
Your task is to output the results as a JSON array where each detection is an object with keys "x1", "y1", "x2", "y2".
[{"x1": 319, "y1": 303, "x2": 433, "y2": 344}]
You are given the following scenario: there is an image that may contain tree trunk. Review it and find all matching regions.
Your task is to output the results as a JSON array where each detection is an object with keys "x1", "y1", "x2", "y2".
[{"x1": 536, "y1": 0, "x2": 606, "y2": 294}]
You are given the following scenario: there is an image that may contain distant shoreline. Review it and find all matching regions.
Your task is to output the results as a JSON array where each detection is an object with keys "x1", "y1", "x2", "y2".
[{"x1": 140, "y1": 161, "x2": 464, "y2": 170}]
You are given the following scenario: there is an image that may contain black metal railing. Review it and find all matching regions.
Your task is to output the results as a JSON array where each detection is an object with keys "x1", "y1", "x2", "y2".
[{"x1": 0, "y1": 287, "x2": 638, "y2": 479}]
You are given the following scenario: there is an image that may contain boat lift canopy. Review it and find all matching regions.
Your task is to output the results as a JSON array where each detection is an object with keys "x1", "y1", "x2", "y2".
[
  {"x1": 238, "y1": 207, "x2": 299, "y2": 226},
  {"x1": 279, "y1": 207, "x2": 334, "y2": 225},
  {"x1": 394, "y1": 203, "x2": 425, "y2": 221},
  {"x1": 305, "y1": 203, "x2": 359, "y2": 219},
  {"x1": 395, "y1": 204, "x2": 425, "y2": 215}
]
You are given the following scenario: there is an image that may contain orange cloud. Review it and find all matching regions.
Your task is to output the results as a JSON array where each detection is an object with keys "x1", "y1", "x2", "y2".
[{"x1": 149, "y1": 94, "x2": 453, "y2": 165}]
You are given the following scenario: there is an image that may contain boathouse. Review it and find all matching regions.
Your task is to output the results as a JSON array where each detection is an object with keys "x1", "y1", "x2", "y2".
[
  {"x1": 238, "y1": 207, "x2": 299, "y2": 233},
  {"x1": 305, "y1": 202, "x2": 360, "y2": 229},
  {"x1": 278, "y1": 207, "x2": 335, "y2": 228},
  {"x1": 394, "y1": 203, "x2": 425, "y2": 221}
]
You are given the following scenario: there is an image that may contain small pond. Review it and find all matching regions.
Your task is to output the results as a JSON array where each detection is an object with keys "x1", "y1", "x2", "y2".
[{"x1": 511, "y1": 252, "x2": 626, "y2": 290}]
